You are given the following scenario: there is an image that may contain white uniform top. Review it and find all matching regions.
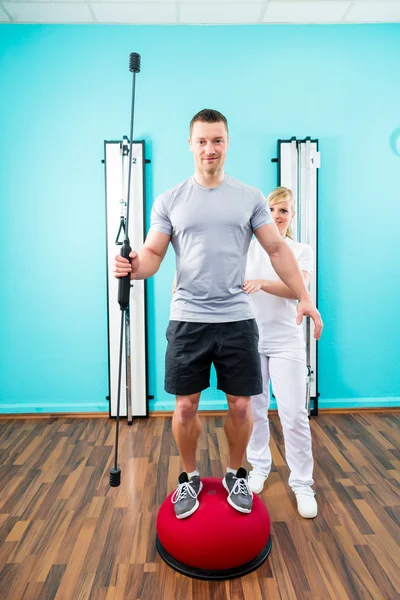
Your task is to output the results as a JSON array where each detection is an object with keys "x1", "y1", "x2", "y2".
[{"x1": 245, "y1": 237, "x2": 314, "y2": 350}]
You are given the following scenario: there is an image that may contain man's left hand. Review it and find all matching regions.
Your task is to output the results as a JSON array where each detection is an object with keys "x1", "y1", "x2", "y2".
[{"x1": 296, "y1": 299, "x2": 323, "y2": 340}]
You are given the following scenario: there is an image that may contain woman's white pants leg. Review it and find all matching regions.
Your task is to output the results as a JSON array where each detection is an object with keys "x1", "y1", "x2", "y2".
[
  {"x1": 247, "y1": 348, "x2": 314, "y2": 491},
  {"x1": 246, "y1": 354, "x2": 272, "y2": 477}
]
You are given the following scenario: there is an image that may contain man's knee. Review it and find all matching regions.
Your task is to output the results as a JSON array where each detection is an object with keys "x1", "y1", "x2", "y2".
[
  {"x1": 226, "y1": 395, "x2": 252, "y2": 423},
  {"x1": 175, "y1": 394, "x2": 200, "y2": 423}
]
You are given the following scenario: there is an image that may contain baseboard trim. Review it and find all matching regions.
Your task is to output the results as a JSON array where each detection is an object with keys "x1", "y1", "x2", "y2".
[
  {"x1": 1, "y1": 395, "x2": 399, "y2": 420},
  {"x1": 149, "y1": 406, "x2": 400, "y2": 417},
  {"x1": 1, "y1": 407, "x2": 399, "y2": 420},
  {"x1": 317, "y1": 406, "x2": 400, "y2": 414},
  {"x1": 149, "y1": 397, "x2": 400, "y2": 413},
  {"x1": 0, "y1": 412, "x2": 110, "y2": 420},
  {"x1": 0, "y1": 402, "x2": 109, "y2": 416}
]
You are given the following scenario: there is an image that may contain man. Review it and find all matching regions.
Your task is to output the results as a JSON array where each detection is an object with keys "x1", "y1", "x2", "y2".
[{"x1": 114, "y1": 109, "x2": 323, "y2": 519}]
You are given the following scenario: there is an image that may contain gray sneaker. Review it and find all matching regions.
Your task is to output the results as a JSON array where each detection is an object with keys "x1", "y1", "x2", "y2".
[
  {"x1": 171, "y1": 472, "x2": 203, "y2": 519},
  {"x1": 223, "y1": 467, "x2": 253, "y2": 514}
]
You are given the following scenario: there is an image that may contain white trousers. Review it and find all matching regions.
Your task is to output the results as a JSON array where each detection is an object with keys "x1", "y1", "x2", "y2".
[{"x1": 246, "y1": 348, "x2": 314, "y2": 491}]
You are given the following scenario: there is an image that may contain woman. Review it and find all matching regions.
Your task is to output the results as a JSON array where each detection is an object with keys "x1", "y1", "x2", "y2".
[{"x1": 243, "y1": 186, "x2": 317, "y2": 518}]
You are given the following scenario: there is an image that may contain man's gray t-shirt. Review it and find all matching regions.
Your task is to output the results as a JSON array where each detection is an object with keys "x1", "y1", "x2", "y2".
[{"x1": 149, "y1": 175, "x2": 273, "y2": 323}]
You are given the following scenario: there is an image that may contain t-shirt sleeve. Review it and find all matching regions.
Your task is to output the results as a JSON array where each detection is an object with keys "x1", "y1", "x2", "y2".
[
  {"x1": 149, "y1": 194, "x2": 172, "y2": 235},
  {"x1": 298, "y1": 244, "x2": 314, "y2": 276},
  {"x1": 251, "y1": 190, "x2": 274, "y2": 232}
]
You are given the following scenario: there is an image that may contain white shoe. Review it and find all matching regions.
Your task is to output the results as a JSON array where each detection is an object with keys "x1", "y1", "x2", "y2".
[
  {"x1": 248, "y1": 471, "x2": 268, "y2": 495},
  {"x1": 294, "y1": 487, "x2": 318, "y2": 518}
]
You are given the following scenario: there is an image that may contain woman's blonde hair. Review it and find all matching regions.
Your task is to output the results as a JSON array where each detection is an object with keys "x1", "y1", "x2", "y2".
[{"x1": 266, "y1": 186, "x2": 296, "y2": 240}]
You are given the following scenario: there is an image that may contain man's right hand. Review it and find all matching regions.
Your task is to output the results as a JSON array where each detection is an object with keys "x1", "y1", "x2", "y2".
[{"x1": 113, "y1": 251, "x2": 140, "y2": 280}]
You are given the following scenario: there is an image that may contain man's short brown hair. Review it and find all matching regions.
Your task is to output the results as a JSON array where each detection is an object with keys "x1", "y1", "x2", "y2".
[{"x1": 190, "y1": 109, "x2": 228, "y2": 136}]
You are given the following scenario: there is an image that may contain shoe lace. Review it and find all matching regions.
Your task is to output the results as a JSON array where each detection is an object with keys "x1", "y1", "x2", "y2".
[
  {"x1": 171, "y1": 481, "x2": 197, "y2": 504},
  {"x1": 230, "y1": 477, "x2": 253, "y2": 499}
]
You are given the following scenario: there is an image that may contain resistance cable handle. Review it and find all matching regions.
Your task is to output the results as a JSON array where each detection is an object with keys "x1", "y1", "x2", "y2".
[{"x1": 110, "y1": 52, "x2": 141, "y2": 488}]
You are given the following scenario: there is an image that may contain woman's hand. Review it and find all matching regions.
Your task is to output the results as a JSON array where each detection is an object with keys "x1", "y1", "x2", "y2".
[{"x1": 242, "y1": 279, "x2": 264, "y2": 294}]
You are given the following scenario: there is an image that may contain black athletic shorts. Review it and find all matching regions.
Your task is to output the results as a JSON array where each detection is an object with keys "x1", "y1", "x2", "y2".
[{"x1": 164, "y1": 320, "x2": 262, "y2": 397}]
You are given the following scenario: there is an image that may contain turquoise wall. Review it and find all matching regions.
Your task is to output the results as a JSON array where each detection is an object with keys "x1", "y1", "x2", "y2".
[{"x1": 0, "y1": 24, "x2": 399, "y2": 413}]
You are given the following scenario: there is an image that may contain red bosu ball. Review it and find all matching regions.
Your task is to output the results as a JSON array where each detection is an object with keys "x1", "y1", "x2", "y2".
[{"x1": 156, "y1": 477, "x2": 272, "y2": 580}]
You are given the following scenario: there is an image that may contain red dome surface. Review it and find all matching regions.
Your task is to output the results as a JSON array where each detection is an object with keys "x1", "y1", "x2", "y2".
[{"x1": 156, "y1": 477, "x2": 271, "y2": 573}]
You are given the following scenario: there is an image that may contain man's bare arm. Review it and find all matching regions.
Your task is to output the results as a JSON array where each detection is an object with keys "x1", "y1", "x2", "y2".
[
  {"x1": 253, "y1": 224, "x2": 323, "y2": 339},
  {"x1": 254, "y1": 224, "x2": 310, "y2": 301}
]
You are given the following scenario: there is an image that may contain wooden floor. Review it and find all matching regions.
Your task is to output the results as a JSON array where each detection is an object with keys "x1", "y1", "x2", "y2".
[{"x1": 0, "y1": 412, "x2": 399, "y2": 600}]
